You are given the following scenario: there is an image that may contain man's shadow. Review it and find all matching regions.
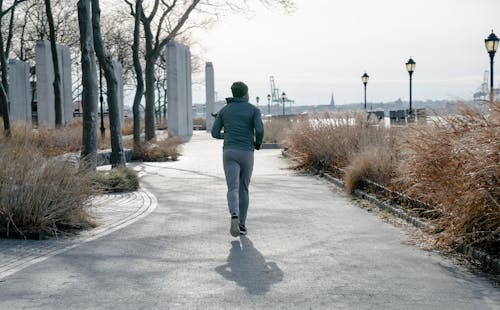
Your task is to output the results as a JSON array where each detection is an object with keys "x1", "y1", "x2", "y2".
[{"x1": 215, "y1": 236, "x2": 284, "y2": 295}]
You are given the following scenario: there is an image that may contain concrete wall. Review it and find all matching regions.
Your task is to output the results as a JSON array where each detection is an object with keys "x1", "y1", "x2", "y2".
[
  {"x1": 35, "y1": 40, "x2": 72, "y2": 128},
  {"x1": 8, "y1": 60, "x2": 31, "y2": 124},
  {"x1": 205, "y1": 62, "x2": 215, "y2": 131},
  {"x1": 166, "y1": 41, "x2": 193, "y2": 138}
]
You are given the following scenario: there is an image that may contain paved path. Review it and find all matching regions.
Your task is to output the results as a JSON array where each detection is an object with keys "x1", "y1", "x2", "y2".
[
  {"x1": 0, "y1": 189, "x2": 157, "y2": 281},
  {"x1": 0, "y1": 132, "x2": 499, "y2": 309}
]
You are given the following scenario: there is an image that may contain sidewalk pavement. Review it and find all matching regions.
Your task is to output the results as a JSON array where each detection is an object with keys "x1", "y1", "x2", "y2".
[
  {"x1": 0, "y1": 188, "x2": 157, "y2": 281},
  {"x1": 0, "y1": 131, "x2": 498, "y2": 309}
]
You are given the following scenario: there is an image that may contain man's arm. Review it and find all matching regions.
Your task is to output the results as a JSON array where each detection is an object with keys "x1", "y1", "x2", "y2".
[
  {"x1": 211, "y1": 112, "x2": 224, "y2": 139},
  {"x1": 253, "y1": 109, "x2": 264, "y2": 148}
]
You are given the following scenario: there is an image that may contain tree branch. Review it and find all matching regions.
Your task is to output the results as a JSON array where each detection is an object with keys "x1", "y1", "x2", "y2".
[
  {"x1": 147, "y1": 0, "x2": 159, "y2": 22},
  {"x1": 154, "y1": 0, "x2": 176, "y2": 48},
  {"x1": 1, "y1": 0, "x2": 27, "y2": 17},
  {"x1": 155, "y1": 0, "x2": 200, "y2": 58},
  {"x1": 122, "y1": 0, "x2": 135, "y2": 16}
]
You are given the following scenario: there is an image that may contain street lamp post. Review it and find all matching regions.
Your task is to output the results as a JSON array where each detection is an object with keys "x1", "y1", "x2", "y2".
[
  {"x1": 281, "y1": 92, "x2": 286, "y2": 116},
  {"x1": 267, "y1": 94, "x2": 271, "y2": 115},
  {"x1": 405, "y1": 57, "x2": 416, "y2": 116},
  {"x1": 485, "y1": 30, "x2": 499, "y2": 106},
  {"x1": 99, "y1": 64, "x2": 105, "y2": 137},
  {"x1": 361, "y1": 72, "x2": 369, "y2": 110}
]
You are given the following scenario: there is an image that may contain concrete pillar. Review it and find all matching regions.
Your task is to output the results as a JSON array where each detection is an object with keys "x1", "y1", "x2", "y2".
[
  {"x1": 8, "y1": 59, "x2": 31, "y2": 125},
  {"x1": 185, "y1": 45, "x2": 193, "y2": 137},
  {"x1": 205, "y1": 62, "x2": 215, "y2": 132},
  {"x1": 35, "y1": 40, "x2": 73, "y2": 128},
  {"x1": 166, "y1": 40, "x2": 193, "y2": 138},
  {"x1": 57, "y1": 44, "x2": 73, "y2": 125},
  {"x1": 35, "y1": 41, "x2": 55, "y2": 128},
  {"x1": 111, "y1": 60, "x2": 124, "y2": 126}
]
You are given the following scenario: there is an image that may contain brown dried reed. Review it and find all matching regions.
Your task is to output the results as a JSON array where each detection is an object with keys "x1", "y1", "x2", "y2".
[
  {"x1": 286, "y1": 106, "x2": 499, "y2": 255},
  {"x1": 0, "y1": 140, "x2": 96, "y2": 236},
  {"x1": 0, "y1": 119, "x2": 114, "y2": 156},
  {"x1": 286, "y1": 112, "x2": 397, "y2": 174},
  {"x1": 263, "y1": 118, "x2": 293, "y2": 144},
  {"x1": 394, "y1": 104, "x2": 499, "y2": 253},
  {"x1": 131, "y1": 136, "x2": 183, "y2": 162}
]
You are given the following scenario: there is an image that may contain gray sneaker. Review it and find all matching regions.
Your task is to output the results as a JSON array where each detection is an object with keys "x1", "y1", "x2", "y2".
[{"x1": 230, "y1": 216, "x2": 240, "y2": 237}]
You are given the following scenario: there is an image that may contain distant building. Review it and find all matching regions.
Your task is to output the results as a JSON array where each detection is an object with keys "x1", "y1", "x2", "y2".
[{"x1": 329, "y1": 92, "x2": 335, "y2": 107}]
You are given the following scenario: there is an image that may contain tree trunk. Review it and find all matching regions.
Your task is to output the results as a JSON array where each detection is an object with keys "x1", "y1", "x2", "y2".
[
  {"x1": 156, "y1": 70, "x2": 162, "y2": 123},
  {"x1": 143, "y1": 37, "x2": 156, "y2": 141},
  {"x1": 44, "y1": 0, "x2": 63, "y2": 127},
  {"x1": 91, "y1": 0, "x2": 125, "y2": 167},
  {"x1": 162, "y1": 76, "x2": 167, "y2": 121},
  {"x1": 132, "y1": 0, "x2": 144, "y2": 154},
  {"x1": 77, "y1": 0, "x2": 98, "y2": 170},
  {"x1": 0, "y1": 1, "x2": 10, "y2": 136},
  {"x1": 0, "y1": 83, "x2": 10, "y2": 137}
]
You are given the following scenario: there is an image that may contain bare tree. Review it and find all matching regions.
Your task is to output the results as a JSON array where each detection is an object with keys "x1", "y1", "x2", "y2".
[
  {"x1": 77, "y1": 0, "x2": 98, "y2": 170},
  {"x1": 124, "y1": 0, "x2": 201, "y2": 141},
  {"x1": 12, "y1": 0, "x2": 86, "y2": 104},
  {"x1": 91, "y1": 0, "x2": 125, "y2": 167},
  {"x1": 122, "y1": 0, "x2": 293, "y2": 141},
  {"x1": 44, "y1": 0, "x2": 62, "y2": 127},
  {"x1": 132, "y1": 0, "x2": 144, "y2": 154},
  {"x1": 100, "y1": 8, "x2": 135, "y2": 83},
  {"x1": 131, "y1": 0, "x2": 143, "y2": 154}
]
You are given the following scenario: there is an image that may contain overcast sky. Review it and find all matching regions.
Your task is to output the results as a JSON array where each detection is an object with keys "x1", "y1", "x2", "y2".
[{"x1": 190, "y1": 0, "x2": 500, "y2": 106}]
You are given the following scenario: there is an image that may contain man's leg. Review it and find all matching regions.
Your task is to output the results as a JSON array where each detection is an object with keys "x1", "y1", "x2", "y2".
[
  {"x1": 238, "y1": 151, "x2": 254, "y2": 226},
  {"x1": 223, "y1": 150, "x2": 240, "y2": 217}
]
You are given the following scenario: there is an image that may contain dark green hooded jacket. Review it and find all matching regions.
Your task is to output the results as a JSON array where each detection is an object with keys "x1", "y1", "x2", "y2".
[{"x1": 211, "y1": 97, "x2": 264, "y2": 151}]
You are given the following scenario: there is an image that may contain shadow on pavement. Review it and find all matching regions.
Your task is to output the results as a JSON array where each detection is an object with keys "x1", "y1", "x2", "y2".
[{"x1": 215, "y1": 236, "x2": 284, "y2": 295}]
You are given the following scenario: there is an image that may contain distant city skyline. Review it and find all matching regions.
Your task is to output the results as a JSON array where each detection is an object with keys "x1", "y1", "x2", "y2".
[{"x1": 190, "y1": 0, "x2": 500, "y2": 105}]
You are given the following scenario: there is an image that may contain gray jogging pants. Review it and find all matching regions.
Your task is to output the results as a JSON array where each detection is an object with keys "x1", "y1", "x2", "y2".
[{"x1": 223, "y1": 149, "x2": 254, "y2": 225}]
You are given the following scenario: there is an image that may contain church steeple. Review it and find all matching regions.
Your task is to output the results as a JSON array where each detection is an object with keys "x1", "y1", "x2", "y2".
[{"x1": 329, "y1": 92, "x2": 335, "y2": 107}]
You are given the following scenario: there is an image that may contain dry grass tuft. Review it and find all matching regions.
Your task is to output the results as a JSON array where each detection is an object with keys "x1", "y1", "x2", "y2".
[
  {"x1": 0, "y1": 119, "x2": 114, "y2": 156},
  {"x1": 344, "y1": 146, "x2": 396, "y2": 194},
  {"x1": 121, "y1": 116, "x2": 145, "y2": 136},
  {"x1": 0, "y1": 121, "x2": 82, "y2": 156},
  {"x1": 193, "y1": 117, "x2": 206, "y2": 130},
  {"x1": 132, "y1": 136, "x2": 183, "y2": 162},
  {"x1": 394, "y1": 104, "x2": 499, "y2": 253},
  {"x1": 91, "y1": 167, "x2": 139, "y2": 193},
  {"x1": 0, "y1": 140, "x2": 96, "y2": 236},
  {"x1": 121, "y1": 117, "x2": 133, "y2": 136},
  {"x1": 287, "y1": 112, "x2": 397, "y2": 171},
  {"x1": 286, "y1": 104, "x2": 500, "y2": 256},
  {"x1": 263, "y1": 118, "x2": 292, "y2": 144}
]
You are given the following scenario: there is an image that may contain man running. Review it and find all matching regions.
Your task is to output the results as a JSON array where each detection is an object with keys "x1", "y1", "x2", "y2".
[{"x1": 211, "y1": 81, "x2": 264, "y2": 237}]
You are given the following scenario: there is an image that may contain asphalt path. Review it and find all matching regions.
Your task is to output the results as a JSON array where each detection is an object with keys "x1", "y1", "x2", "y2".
[{"x1": 0, "y1": 132, "x2": 499, "y2": 309}]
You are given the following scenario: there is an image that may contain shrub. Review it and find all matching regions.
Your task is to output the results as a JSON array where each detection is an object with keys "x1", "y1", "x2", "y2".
[
  {"x1": 132, "y1": 136, "x2": 183, "y2": 161},
  {"x1": 0, "y1": 119, "x2": 113, "y2": 156},
  {"x1": 0, "y1": 141, "x2": 96, "y2": 236},
  {"x1": 263, "y1": 118, "x2": 292, "y2": 144},
  {"x1": 0, "y1": 121, "x2": 82, "y2": 156},
  {"x1": 286, "y1": 105, "x2": 500, "y2": 256},
  {"x1": 121, "y1": 117, "x2": 141, "y2": 136},
  {"x1": 394, "y1": 104, "x2": 499, "y2": 253},
  {"x1": 287, "y1": 112, "x2": 397, "y2": 171},
  {"x1": 193, "y1": 117, "x2": 206, "y2": 130},
  {"x1": 344, "y1": 146, "x2": 396, "y2": 194},
  {"x1": 91, "y1": 167, "x2": 139, "y2": 193}
]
